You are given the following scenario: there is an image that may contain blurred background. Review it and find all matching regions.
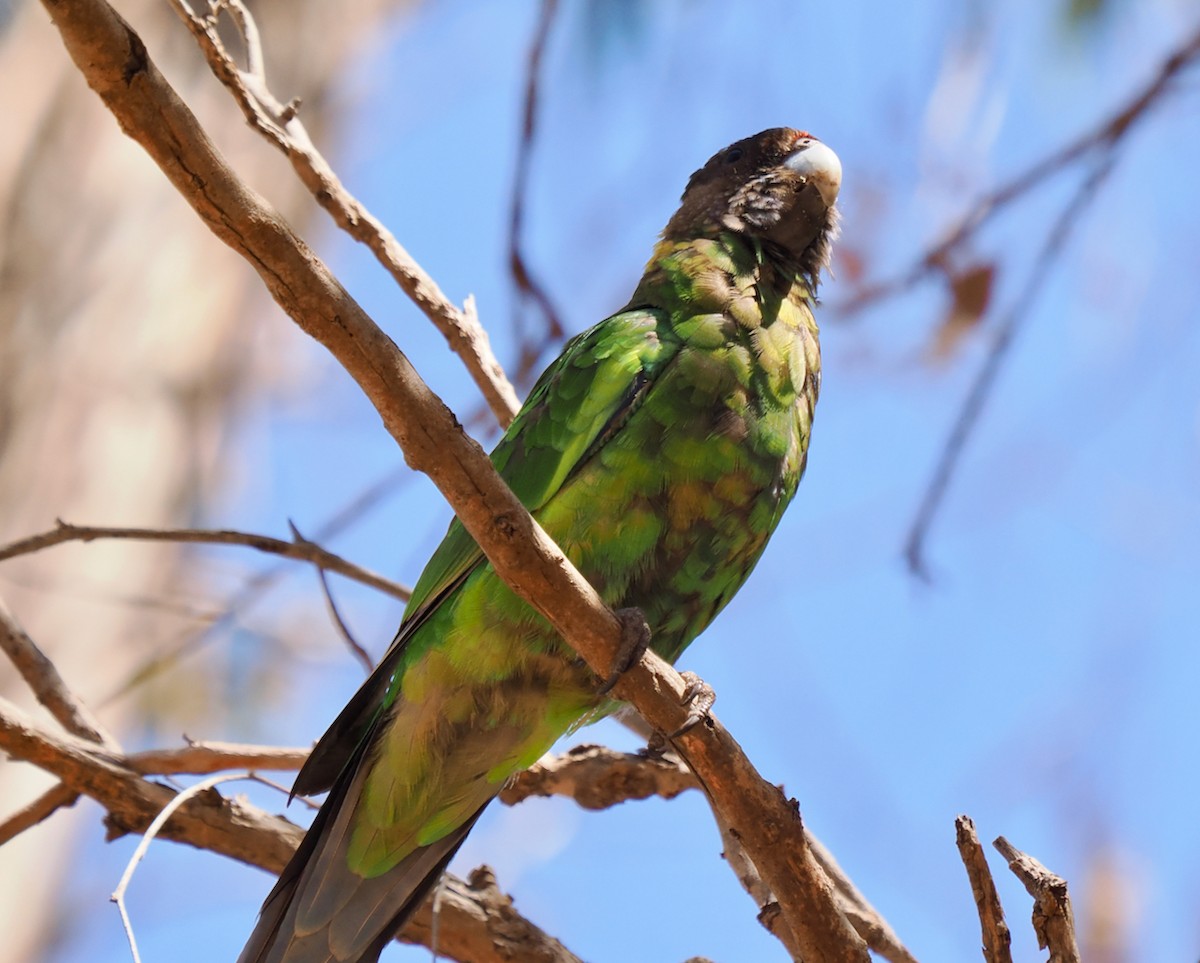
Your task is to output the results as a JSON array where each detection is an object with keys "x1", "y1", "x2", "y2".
[{"x1": 2, "y1": 0, "x2": 1199, "y2": 960}]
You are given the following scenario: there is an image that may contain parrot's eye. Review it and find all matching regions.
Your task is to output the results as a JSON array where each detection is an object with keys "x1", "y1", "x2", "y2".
[{"x1": 724, "y1": 147, "x2": 743, "y2": 164}]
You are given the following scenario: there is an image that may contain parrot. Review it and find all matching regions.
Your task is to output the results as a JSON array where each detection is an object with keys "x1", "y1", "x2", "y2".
[{"x1": 239, "y1": 126, "x2": 842, "y2": 963}]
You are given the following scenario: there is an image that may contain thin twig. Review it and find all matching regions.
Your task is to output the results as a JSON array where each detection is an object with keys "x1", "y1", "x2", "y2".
[
  {"x1": 508, "y1": 0, "x2": 566, "y2": 387},
  {"x1": 0, "y1": 519, "x2": 409, "y2": 601},
  {"x1": 101, "y1": 466, "x2": 412, "y2": 706},
  {"x1": 314, "y1": 565, "x2": 374, "y2": 673},
  {"x1": 903, "y1": 157, "x2": 1114, "y2": 578},
  {"x1": 111, "y1": 771, "x2": 250, "y2": 963},
  {"x1": 127, "y1": 739, "x2": 309, "y2": 775},
  {"x1": 955, "y1": 815, "x2": 1013, "y2": 963},
  {"x1": 288, "y1": 519, "x2": 375, "y2": 673},
  {"x1": 167, "y1": 0, "x2": 521, "y2": 427},
  {"x1": 835, "y1": 25, "x2": 1200, "y2": 576},
  {"x1": 838, "y1": 23, "x2": 1200, "y2": 317},
  {"x1": 0, "y1": 782, "x2": 80, "y2": 846},
  {"x1": 994, "y1": 836, "x2": 1081, "y2": 963},
  {"x1": 0, "y1": 597, "x2": 118, "y2": 748}
]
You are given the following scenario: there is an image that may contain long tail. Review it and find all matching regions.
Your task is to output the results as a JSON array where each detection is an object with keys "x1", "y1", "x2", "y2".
[{"x1": 239, "y1": 761, "x2": 486, "y2": 963}]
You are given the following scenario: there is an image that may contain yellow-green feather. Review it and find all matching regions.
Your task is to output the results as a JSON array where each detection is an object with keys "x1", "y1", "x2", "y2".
[{"x1": 343, "y1": 230, "x2": 820, "y2": 877}]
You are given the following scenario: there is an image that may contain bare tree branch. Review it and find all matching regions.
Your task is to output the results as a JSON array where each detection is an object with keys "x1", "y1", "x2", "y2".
[
  {"x1": 828, "y1": 24, "x2": 1200, "y2": 578},
  {"x1": 903, "y1": 156, "x2": 1114, "y2": 578},
  {"x1": 994, "y1": 836, "x2": 1081, "y2": 963},
  {"x1": 839, "y1": 23, "x2": 1200, "y2": 317},
  {"x1": 955, "y1": 815, "x2": 1013, "y2": 963},
  {"x1": 405, "y1": 866, "x2": 584, "y2": 963},
  {"x1": 0, "y1": 783, "x2": 81, "y2": 846},
  {"x1": 0, "y1": 597, "x2": 118, "y2": 748},
  {"x1": 0, "y1": 520, "x2": 410, "y2": 602},
  {"x1": 288, "y1": 519, "x2": 375, "y2": 673},
  {"x1": 98, "y1": 470, "x2": 414, "y2": 705},
  {"x1": 127, "y1": 740, "x2": 309, "y2": 776},
  {"x1": 499, "y1": 743, "x2": 697, "y2": 809},
  {"x1": 508, "y1": 0, "x2": 566, "y2": 386},
  {"x1": 167, "y1": 0, "x2": 522, "y2": 428},
  {"x1": 313, "y1": 564, "x2": 374, "y2": 674},
  {"x1": 502, "y1": 743, "x2": 917, "y2": 963},
  {"x1": 0, "y1": 694, "x2": 298, "y2": 867},
  {"x1": 0, "y1": 695, "x2": 581, "y2": 962}
]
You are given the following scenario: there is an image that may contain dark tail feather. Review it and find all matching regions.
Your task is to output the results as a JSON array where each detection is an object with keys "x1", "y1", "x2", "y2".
[{"x1": 239, "y1": 762, "x2": 488, "y2": 963}]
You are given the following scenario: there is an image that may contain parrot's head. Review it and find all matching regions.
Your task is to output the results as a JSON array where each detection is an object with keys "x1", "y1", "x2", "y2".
[{"x1": 664, "y1": 127, "x2": 841, "y2": 279}]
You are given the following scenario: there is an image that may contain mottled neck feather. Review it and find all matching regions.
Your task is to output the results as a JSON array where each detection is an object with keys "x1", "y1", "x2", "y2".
[{"x1": 626, "y1": 231, "x2": 824, "y2": 326}]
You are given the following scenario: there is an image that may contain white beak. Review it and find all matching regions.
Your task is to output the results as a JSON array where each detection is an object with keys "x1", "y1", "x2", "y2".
[{"x1": 784, "y1": 139, "x2": 842, "y2": 208}]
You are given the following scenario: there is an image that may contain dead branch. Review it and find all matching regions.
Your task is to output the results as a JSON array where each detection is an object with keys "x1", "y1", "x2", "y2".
[
  {"x1": 501, "y1": 743, "x2": 917, "y2": 962},
  {"x1": 0, "y1": 783, "x2": 81, "y2": 846},
  {"x1": 37, "y1": 1, "x2": 868, "y2": 956},
  {"x1": 405, "y1": 866, "x2": 583, "y2": 963},
  {"x1": 127, "y1": 739, "x2": 309, "y2": 775},
  {"x1": 289, "y1": 519, "x2": 375, "y2": 673},
  {"x1": 839, "y1": 23, "x2": 1200, "y2": 317},
  {"x1": 830, "y1": 24, "x2": 1200, "y2": 579},
  {"x1": 955, "y1": 815, "x2": 1013, "y2": 963},
  {"x1": 994, "y1": 836, "x2": 1081, "y2": 963},
  {"x1": 313, "y1": 564, "x2": 374, "y2": 673},
  {"x1": 0, "y1": 694, "x2": 298, "y2": 866},
  {"x1": 0, "y1": 695, "x2": 581, "y2": 962},
  {"x1": 0, "y1": 598, "x2": 118, "y2": 748},
  {"x1": 500, "y1": 743, "x2": 697, "y2": 809},
  {"x1": 166, "y1": 0, "x2": 521, "y2": 428},
  {"x1": 903, "y1": 156, "x2": 1114, "y2": 579},
  {"x1": 508, "y1": 0, "x2": 566, "y2": 386},
  {"x1": 0, "y1": 520, "x2": 409, "y2": 602}
]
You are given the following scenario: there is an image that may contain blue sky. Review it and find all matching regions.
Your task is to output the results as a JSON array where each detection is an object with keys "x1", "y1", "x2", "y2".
[{"x1": 47, "y1": 0, "x2": 1200, "y2": 960}]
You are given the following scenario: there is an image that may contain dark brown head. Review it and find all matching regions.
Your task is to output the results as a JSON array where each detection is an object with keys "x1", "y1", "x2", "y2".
[{"x1": 663, "y1": 128, "x2": 841, "y2": 278}]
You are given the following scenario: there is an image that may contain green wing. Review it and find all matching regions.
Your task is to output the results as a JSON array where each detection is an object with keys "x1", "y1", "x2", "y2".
[{"x1": 293, "y1": 307, "x2": 676, "y2": 796}]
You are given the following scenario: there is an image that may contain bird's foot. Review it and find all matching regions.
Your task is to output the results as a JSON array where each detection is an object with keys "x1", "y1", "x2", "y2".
[
  {"x1": 595, "y1": 607, "x2": 651, "y2": 696},
  {"x1": 668, "y1": 671, "x2": 717, "y2": 739}
]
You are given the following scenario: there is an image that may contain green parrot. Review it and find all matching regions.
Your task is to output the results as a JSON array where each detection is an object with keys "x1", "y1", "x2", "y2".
[{"x1": 239, "y1": 127, "x2": 841, "y2": 963}]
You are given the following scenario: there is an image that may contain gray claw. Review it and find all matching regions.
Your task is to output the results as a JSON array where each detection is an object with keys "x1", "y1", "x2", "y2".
[
  {"x1": 668, "y1": 671, "x2": 716, "y2": 739},
  {"x1": 596, "y1": 607, "x2": 651, "y2": 696}
]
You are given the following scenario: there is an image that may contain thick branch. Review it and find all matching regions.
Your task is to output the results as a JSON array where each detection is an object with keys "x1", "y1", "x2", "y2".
[
  {"x1": 0, "y1": 521, "x2": 409, "y2": 602},
  {"x1": 40, "y1": 2, "x2": 864, "y2": 956}
]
